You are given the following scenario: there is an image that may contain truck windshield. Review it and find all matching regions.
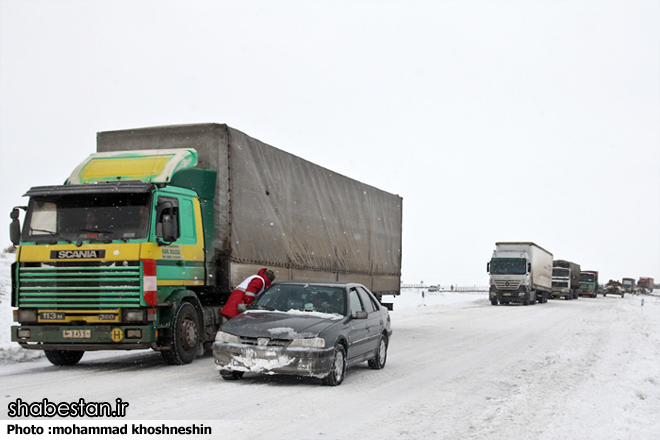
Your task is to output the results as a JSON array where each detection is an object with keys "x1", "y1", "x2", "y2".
[
  {"x1": 489, "y1": 258, "x2": 526, "y2": 275},
  {"x1": 579, "y1": 273, "x2": 596, "y2": 282},
  {"x1": 22, "y1": 193, "x2": 151, "y2": 244},
  {"x1": 552, "y1": 268, "x2": 570, "y2": 277}
]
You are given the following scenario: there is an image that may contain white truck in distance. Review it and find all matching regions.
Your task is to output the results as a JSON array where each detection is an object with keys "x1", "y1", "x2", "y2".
[{"x1": 487, "y1": 242, "x2": 553, "y2": 306}]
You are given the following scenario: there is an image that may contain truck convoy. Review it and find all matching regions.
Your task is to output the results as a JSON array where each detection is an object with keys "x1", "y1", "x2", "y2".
[
  {"x1": 487, "y1": 242, "x2": 553, "y2": 306},
  {"x1": 9, "y1": 123, "x2": 403, "y2": 366},
  {"x1": 637, "y1": 277, "x2": 655, "y2": 294},
  {"x1": 551, "y1": 260, "x2": 581, "y2": 300},
  {"x1": 578, "y1": 271, "x2": 599, "y2": 297}
]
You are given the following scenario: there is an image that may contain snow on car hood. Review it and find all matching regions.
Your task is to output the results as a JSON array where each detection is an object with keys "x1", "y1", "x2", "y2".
[{"x1": 221, "y1": 310, "x2": 344, "y2": 339}]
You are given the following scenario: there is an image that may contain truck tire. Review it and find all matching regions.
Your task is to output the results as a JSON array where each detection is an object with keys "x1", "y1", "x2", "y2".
[
  {"x1": 162, "y1": 302, "x2": 200, "y2": 365},
  {"x1": 491, "y1": 298, "x2": 498, "y2": 306},
  {"x1": 45, "y1": 350, "x2": 84, "y2": 366}
]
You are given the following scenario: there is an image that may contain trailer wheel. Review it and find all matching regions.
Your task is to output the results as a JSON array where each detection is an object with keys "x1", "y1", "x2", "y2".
[
  {"x1": 162, "y1": 302, "x2": 200, "y2": 365},
  {"x1": 45, "y1": 350, "x2": 84, "y2": 366}
]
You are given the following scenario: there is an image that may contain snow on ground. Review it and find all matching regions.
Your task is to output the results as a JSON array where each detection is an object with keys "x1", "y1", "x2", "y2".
[{"x1": 1, "y1": 252, "x2": 659, "y2": 440}]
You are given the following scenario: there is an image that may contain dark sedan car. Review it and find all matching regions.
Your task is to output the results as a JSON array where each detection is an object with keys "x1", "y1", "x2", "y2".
[{"x1": 213, "y1": 282, "x2": 392, "y2": 386}]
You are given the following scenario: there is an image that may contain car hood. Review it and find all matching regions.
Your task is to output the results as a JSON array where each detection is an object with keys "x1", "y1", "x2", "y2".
[{"x1": 221, "y1": 310, "x2": 344, "y2": 339}]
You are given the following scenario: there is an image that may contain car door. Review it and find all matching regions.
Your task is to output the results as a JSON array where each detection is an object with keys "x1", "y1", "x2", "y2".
[
  {"x1": 346, "y1": 287, "x2": 371, "y2": 361},
  {"x1": 357, "y1": 286, "x2": 385, "y2": 354}
]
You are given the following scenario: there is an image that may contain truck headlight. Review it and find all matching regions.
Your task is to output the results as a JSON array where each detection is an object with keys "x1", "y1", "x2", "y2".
[
  {"x1": 215, "y1": 331, "x2": 240, "y2": 343},
  {"x1": 123, "y1": 309, "x2": 145, "y2": 322},
  {"x1": 288, "y1": 337, "x2": 325, "y2": 348}
]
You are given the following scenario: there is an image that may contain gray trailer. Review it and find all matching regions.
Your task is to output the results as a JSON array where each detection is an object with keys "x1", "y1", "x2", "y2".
[
  {"x1": 551, "y1": 260, "x2": 581, "y2": 300},
  {"x1": 97, "y1": 123, "x2": 403, "y2": 297},
  {"x1": 487, "y1": 242, "x2": 553, "y2": 305}
]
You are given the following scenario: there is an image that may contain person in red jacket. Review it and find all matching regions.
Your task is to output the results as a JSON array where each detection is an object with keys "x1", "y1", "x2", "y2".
[{"x1": 220, "y1": 268, "x2": 275, "y2": 319}]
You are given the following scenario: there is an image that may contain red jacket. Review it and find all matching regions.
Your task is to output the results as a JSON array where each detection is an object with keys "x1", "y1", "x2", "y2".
[{"x1": 220, "y1": 268, "x2": 272, "y2": 319}]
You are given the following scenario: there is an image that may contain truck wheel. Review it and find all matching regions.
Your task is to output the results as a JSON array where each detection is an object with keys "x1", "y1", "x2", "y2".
[
  {"x1": 491, "y1": 299, "x2": 498, "y2": 306},
  {"x1": 322, "y1": 344, "x2": 346, "y2": 386},
  {"x1": 45, "y1": 350, "x2": 84, "y2": 366},
  {"x1": 368, "y1": 334, "x2": 388, "y2": 370},
  {"x1": 162, "y1": 302, "x2": 200, "y2": 365}
]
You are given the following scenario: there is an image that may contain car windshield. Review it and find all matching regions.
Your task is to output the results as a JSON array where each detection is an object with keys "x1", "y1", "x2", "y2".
[
  {"x1": 23, "y1": 193, "x2": 151, "y2": 244},
  {"x1": 253, "y1": 284, "x2": 347, "y2": 315}
]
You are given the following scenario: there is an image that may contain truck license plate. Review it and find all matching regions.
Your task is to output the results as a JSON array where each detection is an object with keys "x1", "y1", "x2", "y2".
[{"x1": 63, "y1": 329, "x2": 91, "y2": 339}]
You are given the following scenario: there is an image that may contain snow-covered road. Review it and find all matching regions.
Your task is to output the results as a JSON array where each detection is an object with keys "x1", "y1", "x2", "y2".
[{"x1": 1, "y1": 257, "x2": 658, "y2": 440}]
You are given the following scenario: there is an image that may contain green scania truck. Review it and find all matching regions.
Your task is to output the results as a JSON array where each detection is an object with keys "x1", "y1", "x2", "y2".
[{"x1": 9, "y1": 123, "x2": 402, "y2": 366}]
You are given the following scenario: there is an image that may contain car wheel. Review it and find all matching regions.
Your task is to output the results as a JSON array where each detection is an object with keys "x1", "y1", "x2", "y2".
[
  {"x1": 220, "y1": 370, "x2": 244, "y2": 380},
  {"x1": 368, "y1": 334, "x2": 388, "y2": 370},
  {"x1": 322, "y1": 344, "x2": 346, "y2": 386},
  {"x1": 162, "y1": 302, "x2": 200, "y2": 365},
  {"x1": 45, "y1": 350, "x2": 84, "y2": 366}
]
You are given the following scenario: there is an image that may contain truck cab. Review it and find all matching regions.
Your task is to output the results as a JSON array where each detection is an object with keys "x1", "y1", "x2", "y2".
[
  {"x1": 10, "y1": 149, "x2": 221, "y2": 366},
  {"x1": 488, "y1": 250, "x2": 535, "y2": 305}
]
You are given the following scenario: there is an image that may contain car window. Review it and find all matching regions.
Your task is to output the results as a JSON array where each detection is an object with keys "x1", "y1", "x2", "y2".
[
  {"x1": 348, "y1": 288, "x2": 364, "y2": 315},
  {"x1": 357, "y1": 286, "x2": 380, "y2": 312}
]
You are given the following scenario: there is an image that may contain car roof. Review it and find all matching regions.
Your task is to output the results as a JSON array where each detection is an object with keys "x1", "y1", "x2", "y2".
[{"x1": 270, "y1": 281, "x2": 365, "y2": 289}]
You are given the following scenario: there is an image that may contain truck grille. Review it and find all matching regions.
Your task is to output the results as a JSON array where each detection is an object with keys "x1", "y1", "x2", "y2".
[
  {"x1": 552, "y1": 281, "x2": 569, "y2": 288},
  {"x1": 494, "y1": 280, "x2": 521, "y2": 290},
  {"x1": 17, "y1": 262, "x2": 142, "y2": 309}
]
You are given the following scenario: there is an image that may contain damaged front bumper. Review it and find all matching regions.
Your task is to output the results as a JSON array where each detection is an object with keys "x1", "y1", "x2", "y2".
[{"x1": 212, "y1": 341, "x2": 335, "y2": 378}]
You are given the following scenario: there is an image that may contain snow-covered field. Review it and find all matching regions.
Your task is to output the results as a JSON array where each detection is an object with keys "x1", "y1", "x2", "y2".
[{"x1": 0, "y1": 252, "x2": 659, "y2": 440}]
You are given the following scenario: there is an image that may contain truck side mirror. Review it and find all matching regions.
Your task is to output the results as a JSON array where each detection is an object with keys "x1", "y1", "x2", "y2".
[
  {"x1": 486, "y1": 262, "x2": 490, "y2": 273},
  {"x1": 161, "y1": 214, "x2": 176, "y2": 243},
  {"x1": 9, "y1": 207, "x2": 24, "y2": 246},
  {"x1": 527, "y1": 262, "x2": 531, "y2": 273}
]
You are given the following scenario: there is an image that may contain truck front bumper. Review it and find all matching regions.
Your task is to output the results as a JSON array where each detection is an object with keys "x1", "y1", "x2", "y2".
[
  {"x1": 491, "y1": 290, "x2": 527, "y2": 303},
  {"x1": 213, "y1": 341, "x2": 335, "y2": 378},
  {"x1": 11, "y1": 324, "x2": 158, "y2": 351}
]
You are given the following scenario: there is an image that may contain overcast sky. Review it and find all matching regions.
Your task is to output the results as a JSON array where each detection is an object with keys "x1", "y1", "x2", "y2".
[{"x1": 1, "y1": 0, "x2": 658, "y2": 286}]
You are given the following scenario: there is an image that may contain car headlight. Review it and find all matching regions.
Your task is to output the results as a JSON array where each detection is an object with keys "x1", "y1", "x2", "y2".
[
  {"x1": 288, "y1": 337, "x2": 325, "y2": 348},
  {"x1": 215, "y1": 331, "x2": 240, "y2": 343}
]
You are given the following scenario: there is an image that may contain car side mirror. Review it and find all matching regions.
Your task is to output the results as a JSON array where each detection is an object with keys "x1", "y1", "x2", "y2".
[
  {"x1": 352, "y1": 311, "x2": 368, "y2": 320},
  {"x1": 237, "y1": 304, "x2": 247, "y2": 313}
]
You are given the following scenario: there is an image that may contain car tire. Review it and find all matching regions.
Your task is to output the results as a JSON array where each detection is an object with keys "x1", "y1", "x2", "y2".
[
  {"x1": 45, "y1": 350, "x2": 84, "y2": 366},
  {"x1": 220, "y1": 370, "x2": 244, "y2": 380},
  {"x1": 368, "y1": 334, "x2": 388, "y2": 370},
  {"x1": 322, "y1": 344, "x2": 346, "y2": 386},
  {"x1": 162, "y1": 302, "x2": 200, "y2": 365}
]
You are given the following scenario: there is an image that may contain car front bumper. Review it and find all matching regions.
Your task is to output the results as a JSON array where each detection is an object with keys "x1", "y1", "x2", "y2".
[{"x1": 212, "y1": 341, "x2": 335, "y2": 378}]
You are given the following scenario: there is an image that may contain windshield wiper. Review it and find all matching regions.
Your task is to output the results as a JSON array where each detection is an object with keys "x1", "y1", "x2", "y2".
[
  {"x1": 29, "y1": 228, "x2": 73, "y2": 244},
  {"x1": 251, "y1": 304, "x2": 276, "y2": 311}
]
